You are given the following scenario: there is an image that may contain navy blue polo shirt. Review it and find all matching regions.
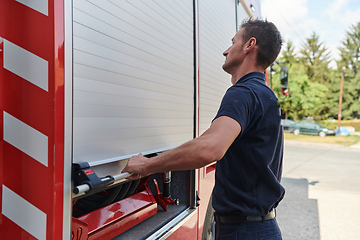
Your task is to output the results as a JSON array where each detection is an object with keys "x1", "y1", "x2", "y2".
[{"x1": 212, "y1": 72, "x2": 284, "y2": 216}]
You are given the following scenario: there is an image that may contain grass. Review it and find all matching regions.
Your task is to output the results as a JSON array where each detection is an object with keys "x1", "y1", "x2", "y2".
[
  {"x1": 320, "y1": 120, "x2": 360, "y2": 131},
  {"x1": 284, "y1": 132, "x2": 360, "y2": 146}
]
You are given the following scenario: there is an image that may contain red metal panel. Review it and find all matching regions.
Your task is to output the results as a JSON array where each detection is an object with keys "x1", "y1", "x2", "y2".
[
  {"x1": 75, "y1": 190, "x2": 157, "y2": 240},
  {"x1": 53, "y1": 0, "x2": 66, "y2": 238},
  {"x1": 2, "y1": 142, "x2": 50, "y2": 210},
  {"x1": 71, "y1": 218, "x2": 88, "y2": 240},
  {"x1": 197, "y1": 166, "x2": 216, "y2": 240},
  {"x1": 0, "y1": 38, "x2": 3, "y2": 240},
  {"x1": 167, "y1": 211, "x2": 199, "y2": 240},
  {"x1": 1, "y1": 216, "x2": 38, "y2": 240},
  {"x1": 2, "y1": 71, "x2": 52, "y2": 134},
  {"x1": 0, "y1": 1, "x2": 53, "y2": 60},
  {"x1": 0, "y1": 0, "x2": 66, "y2": 239}
]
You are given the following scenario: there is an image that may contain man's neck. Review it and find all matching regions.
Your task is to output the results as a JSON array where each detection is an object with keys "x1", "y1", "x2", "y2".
[{"x1": 231, "y1": 65, "x2": 264, "y2": 85}]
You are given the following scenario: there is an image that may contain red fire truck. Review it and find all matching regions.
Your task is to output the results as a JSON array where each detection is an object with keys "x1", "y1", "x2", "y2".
[{"x1": 0, "y1": 0, "x2": 261, "y2": 239}]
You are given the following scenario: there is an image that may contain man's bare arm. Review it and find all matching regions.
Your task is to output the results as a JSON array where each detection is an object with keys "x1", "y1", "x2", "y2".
[{"x1": 122, "y1": 116, "x2": 241, "y2": 176}]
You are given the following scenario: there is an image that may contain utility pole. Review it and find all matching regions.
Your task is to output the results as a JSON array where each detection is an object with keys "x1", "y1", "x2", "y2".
[
  {"x1": 337, "y1": 67, "x2": 345, "y2": 136},
  {"x1": 269, "y1": 64, "x2": 274, "y2": 89}
]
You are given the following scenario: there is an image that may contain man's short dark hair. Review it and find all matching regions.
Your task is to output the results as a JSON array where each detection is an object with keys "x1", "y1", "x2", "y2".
[{"x1": 240, "y1": 19, "x2": 282, "y2": 69}]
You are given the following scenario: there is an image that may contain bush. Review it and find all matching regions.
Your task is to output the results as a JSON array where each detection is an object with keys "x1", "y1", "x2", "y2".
[{"x1": 321, "y1": 120, "x2": 360, "y2": 131}]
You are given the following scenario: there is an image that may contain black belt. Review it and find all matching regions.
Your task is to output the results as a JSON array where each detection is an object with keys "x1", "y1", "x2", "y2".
[{"x1": 214, "y1": 209, "x2": 275, "y2": 224}]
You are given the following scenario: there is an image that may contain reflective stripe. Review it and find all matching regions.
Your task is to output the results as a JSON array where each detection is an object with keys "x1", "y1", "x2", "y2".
[
  {"x1": 3, "y1": 112, "x2": 48, "y2": 167},
  {"x1": 3, "y1": 39, "x2": 48, "y2": 91},
  {"x1": 15, "y1": 0, "x2": 48, "y2": 16},
  {"x1": 2, "y1": 185, "x2": 47, "y2": 240}
]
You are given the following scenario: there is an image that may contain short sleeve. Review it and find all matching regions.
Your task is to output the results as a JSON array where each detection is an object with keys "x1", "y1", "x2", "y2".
[{"x1": 213, "y1": 86, "x2": 256, "y2": 135}]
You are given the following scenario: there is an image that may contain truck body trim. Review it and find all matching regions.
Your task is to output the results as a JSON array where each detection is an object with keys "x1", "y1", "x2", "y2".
[
  {"x1": 3, "y1": 111, "x2": 48, "y2": 166},
  {"x1": 15, "y1": 0, "x2": 48, "y2": 16},
  {"x1": 3, "y1": 39, "x2": 49, "y2": 92},
  {"x1": 2, "y1": 185, "x2": 47, "y2": 240},
  {"x1": 146, "y1": 208, "x2": 197, "y2": 240},
  {"x1": 63, "y1": 0, "x2": 74, "y2": 238}
]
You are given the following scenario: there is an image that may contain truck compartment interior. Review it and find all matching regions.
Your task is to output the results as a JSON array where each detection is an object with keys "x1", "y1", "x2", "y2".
[
  {"x1": 118, "y1": 171, "x2": 191, "y2": 239},
  {"x1": 72, "y1": 164, "x2": 191, "y2": 239}
]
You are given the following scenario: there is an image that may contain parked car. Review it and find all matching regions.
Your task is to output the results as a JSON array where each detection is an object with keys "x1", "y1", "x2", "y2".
[
  {"x1": 289, "y1": 122, "x2": 336, "y2": 137},
  {"x1": 281, "y1": 119, "x2": 295, "y2": 132}
]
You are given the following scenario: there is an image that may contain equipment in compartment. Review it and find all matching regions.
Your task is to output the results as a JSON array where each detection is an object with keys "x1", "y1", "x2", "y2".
[
  {"x1": 71, "y1": 161, "x2": 186, "y2": 239},
  {"x1": 72, "y1": 179, "x2": 157, "y2": 240},
  {"x1": 73, "y1": 179, "x2": 141, "y2": 218}
]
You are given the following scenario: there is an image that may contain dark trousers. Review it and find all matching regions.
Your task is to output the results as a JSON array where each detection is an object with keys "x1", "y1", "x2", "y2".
[{"x1": 215, "y1": 218, "x2": 282, "y2": 240}]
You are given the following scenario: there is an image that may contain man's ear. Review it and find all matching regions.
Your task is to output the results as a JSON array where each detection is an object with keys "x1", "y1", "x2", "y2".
[{"x1": 244, "y1": 37, "x2": 257, "y2": 53}]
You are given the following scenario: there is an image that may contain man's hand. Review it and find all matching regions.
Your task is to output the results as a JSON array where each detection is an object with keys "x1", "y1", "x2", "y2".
[{"x1": 122, "y1": 153, "x2": 149, "y2": 180}]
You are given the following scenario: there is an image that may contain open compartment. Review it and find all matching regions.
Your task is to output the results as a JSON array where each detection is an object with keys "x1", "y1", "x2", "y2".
[{"x1": 71, "y1": 160, "x2": 192, "y2": 239}]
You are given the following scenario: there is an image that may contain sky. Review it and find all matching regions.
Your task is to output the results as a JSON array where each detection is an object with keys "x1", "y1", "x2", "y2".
[{"x1": 260, "y1": 0, "x2": 360, "y2": 68}]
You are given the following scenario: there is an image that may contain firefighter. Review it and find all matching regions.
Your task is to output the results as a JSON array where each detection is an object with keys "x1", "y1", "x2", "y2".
[{"x1": 123, "y1": 19, "x2": 284, "y2": 240}]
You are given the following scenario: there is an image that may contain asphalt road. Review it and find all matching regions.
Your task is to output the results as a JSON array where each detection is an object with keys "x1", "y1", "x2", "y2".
[{"x1": 277, "y1": 140, "x2": 360, "y2": 240}]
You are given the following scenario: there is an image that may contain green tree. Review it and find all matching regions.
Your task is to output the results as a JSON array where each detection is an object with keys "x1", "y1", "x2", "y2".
[
  {"x1": 336, "y1": 22, "x2": 360, "y2": 119},
  {"x1": 338, "y1": 22, "x2": 360, "y2": 76},
  {"x1": 299, "y1": 32, "x2": 332, "y2": 83},
  {"x1": 281, "y1": 41, "x2": 297, "y2": 66},
  {"x1": 342, "y1": 72, "x2": 360, "y2": 119},
  {"x1": 323, "y1": 69, "x2": 341, "y2": 119},
  {"x1": 273, "y1": 63, "x2": 328, "y2": 120}
]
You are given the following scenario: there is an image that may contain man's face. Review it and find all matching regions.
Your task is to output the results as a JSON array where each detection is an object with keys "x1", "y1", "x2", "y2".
[{"x1": 222, "y1": 28, "x2": 246, "y2": 75}]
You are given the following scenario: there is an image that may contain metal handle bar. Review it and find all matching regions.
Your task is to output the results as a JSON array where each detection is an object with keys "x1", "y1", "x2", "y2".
[{"x1": 73, "y1": 172, "x2": 133, "y2": 195}]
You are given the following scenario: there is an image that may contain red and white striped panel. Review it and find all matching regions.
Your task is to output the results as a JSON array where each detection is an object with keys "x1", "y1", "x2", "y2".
[{"x1": 0, "y1": 0, "x2": 66, "y2": 239}]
